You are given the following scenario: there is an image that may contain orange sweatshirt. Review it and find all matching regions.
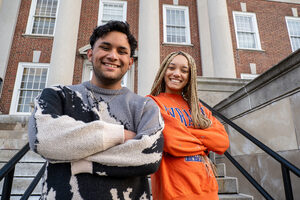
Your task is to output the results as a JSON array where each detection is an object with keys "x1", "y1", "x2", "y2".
[{"x1": 148, "y1": 93, "x2": 229, "y2": 200}]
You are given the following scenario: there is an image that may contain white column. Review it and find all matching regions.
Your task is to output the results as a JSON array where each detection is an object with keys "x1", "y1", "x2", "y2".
[
  {"x1": 0, "y1": 0, "x2": 21, "y2": 82},
  {"x1": 207, "y1": 0, "x2": 236, "y2": 78},
  {"x1": 47, "y1": 0, "x2": 82, "y2": 86},
  {"x1": 137, "y1": 0, "x2": 160, "y2": 96},
  {"x1": 197, "y1": 0, "x2": 215, "y2": 77},
  {"x1": 198, "y1": 0, "x2": 236, "y2": 78}
]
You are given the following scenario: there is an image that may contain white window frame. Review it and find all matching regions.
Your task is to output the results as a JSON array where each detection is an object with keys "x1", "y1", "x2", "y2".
[
  {"x1": 285, "y1": 16, "x2": 300, "y2": 52},
  {"x1": 98, "y1": 0, "x2": 127, "y2": 25},
  {"x1": 233, "y1": 11, "x2": 262, "y2": 50},
  {"x1": 10, "y1": 62, "x2": 49, "y2": 115},
  {"x1": 25, "y1": 0, "x2": 59, "y2": 36},
  {"x1": 163, "y1": 4, "x2": 191, "y2": 45}
]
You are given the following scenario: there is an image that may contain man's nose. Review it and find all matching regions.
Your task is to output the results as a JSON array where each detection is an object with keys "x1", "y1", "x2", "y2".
[{"x1": 107, "y1": 50, "x2": 118, "y2": 60}]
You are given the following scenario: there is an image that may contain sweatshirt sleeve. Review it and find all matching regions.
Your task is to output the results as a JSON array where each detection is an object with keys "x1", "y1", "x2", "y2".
[
  {"x1": 71, "y1": 98, "x2": 164, "y2": 177},
  {"x1": 28, "y1": 86, "x2": 125, "y2": 162},
  {"x1": 149, "y1": 96, "x2": 207, "y2": 157},
  {"x1": 188, "y1": 105, "x2": 230, "y2": 155}
]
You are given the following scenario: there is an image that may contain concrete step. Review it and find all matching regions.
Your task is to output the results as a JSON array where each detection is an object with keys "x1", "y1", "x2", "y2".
[
  {"x1": 217, "y1": 177, "x2": 238, "y2": 194},
  {"x1": 0, "y1": 130, "x2": 27, "y2": 139},
  {"x1": 219, "y1": 193, "x2": 253, "y2": 200},
  {"x1": 0, "y1": 115, "x2": 29, "y2": 130},
  {"x1": 216, "y1": 163, "x2": 226, "y2": 177},
  {"x1": 0, "y1": 149, "x2": 45, "y2": 162},
  {"x1": 0, "y1": 139, "x2": 28, "y2": 150},
  {"x1": 0, "y1": 177, "x2": 43, "y2": 195},
  {"x1": 0, "y1": 195, "x2": 40, "y2": 200},
  {"x1": 0, "y1": 162, "x2": 45, "y2": 177}
]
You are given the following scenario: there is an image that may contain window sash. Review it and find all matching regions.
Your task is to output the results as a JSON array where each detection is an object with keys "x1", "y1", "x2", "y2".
[
  {"x1": 99, "y1": 0, "x2": 127, "y2": 25},
  {"x1": 163, "y1": 5, "x2": 190, "y2": 44},
  {"x1": 233, "y1": 12, "x2": 261, "y2": 50},
  {"x1": 10, "y1": 63, "x2": 49, "y2": 114},
  {"x1": 16, "y1": 67, "x2": 48, "y2": 113},
  {"x1": 26, "y1": 0, "x2": 58, "y2": 36},
  {"x1": 286, "y1": 18, "x2": 300, "y2": 51}
]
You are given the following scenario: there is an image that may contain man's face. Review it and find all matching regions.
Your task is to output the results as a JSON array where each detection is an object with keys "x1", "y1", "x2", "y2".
[{"x1": 88, "y1": 31, "x2": 133, "y2": 89}]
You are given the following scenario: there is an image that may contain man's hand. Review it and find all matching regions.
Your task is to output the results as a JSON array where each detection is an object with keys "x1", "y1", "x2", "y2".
[{"x1": 124, "y1": 130, "x2": 136, "y2": 142}]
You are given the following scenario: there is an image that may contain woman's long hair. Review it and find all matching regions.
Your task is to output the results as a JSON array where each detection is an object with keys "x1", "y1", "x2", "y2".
[{"x1": 150, "y1": 51, "x2": 211, "y2": 129}]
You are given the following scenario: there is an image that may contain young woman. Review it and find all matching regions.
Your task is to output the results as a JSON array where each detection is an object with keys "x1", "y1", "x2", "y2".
[{"x1": 148, "y1": 51, "x2": 230, "y2": 200}]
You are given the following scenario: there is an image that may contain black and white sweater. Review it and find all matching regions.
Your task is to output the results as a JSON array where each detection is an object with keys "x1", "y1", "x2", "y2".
[{"x1": 28, "y1": 81, "x2": 164, "y2": 200}]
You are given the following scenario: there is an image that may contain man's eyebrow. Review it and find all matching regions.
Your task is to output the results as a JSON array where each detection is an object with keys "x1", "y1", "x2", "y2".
[
  {"x1": 99, "y1": 41, "x2": 111, "y2": 46},
  {"x1": 118, "y1": 46, "x2": 130, "y2": 51}
]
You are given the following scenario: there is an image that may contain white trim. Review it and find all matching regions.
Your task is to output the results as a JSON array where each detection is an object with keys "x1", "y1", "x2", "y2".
[
  {"x1": 240, "y1": 73, "x2": 259, "y2": 80},
  {"x1": 233, "y1": 11, "x2": 262, "y2": 50},
  {"x1": 82, "y1": 60, "x2": 93, "y2": 82},
  {"x1": 285, "y1": 16, "x2": 300, "y2": 52},
  {"x1": 267, "y1": 0, "x2": 300, "y2": 4},
  {"x1": 10, "y1": 62, "x2": 49, "y2": 114},
  {"x1": 163, "y1": 4, "x2": 191, "y2": 45},
  {"x1": 25, "y1": 0, "x2": 59, "y2": 36},
  {"x1": 98, "y1": 0, "x2": 127, "y2": 26}
]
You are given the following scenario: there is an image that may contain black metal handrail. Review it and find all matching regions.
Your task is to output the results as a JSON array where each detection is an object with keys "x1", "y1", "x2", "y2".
[
  {"x1": 0, "y1": 144, "x2": 30, "y2": 200},
  {"x1": 200, "y1": 99, "x2": 300, "y2": 200},
  {"x1": 20, "y1": 162, "x2": 46, "y2": 200},
  {"x1": 0, "y1": 143, "x2": 45, "y2": 200}
]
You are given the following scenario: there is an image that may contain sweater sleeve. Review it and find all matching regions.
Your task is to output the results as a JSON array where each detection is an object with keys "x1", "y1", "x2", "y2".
[
  {"x1": 71, "y1": 98, "x2": 164, "y2": 177},
  {"x1": 149, "y1": 96, "x2": 207, "y2": 157},
  {"x1": 188, "y1": 105, "x2": 229, "y2": 155},
  {"x1": 28, "y1": 86, "x2": 124, "y2": 162}
]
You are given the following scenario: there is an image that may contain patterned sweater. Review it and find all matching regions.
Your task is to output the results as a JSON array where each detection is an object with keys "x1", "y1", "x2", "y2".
[{"x1": 28, "y1": 81, "x2": 164, "y2": 200}]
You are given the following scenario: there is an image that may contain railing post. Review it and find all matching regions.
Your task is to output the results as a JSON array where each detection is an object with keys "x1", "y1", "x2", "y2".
[
  {"x1": 1, "y1": 167, "x2": 15, "y2": 200},
  {"x1": 281, "y1": 165, "x2": 294, "y2": 200}
]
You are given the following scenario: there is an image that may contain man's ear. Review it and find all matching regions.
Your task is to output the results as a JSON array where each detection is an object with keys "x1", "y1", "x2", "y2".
[
  {"x1": 128, "y1": 57, "x2": 134, "y2": 70},
  {"x1": 87, "y1": 49, "x2": 93, "y2": 62}
]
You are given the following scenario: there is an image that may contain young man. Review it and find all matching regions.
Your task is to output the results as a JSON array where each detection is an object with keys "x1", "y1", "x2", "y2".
[{"x1": 28, "y1": 21, "x2": 164, "y2": 200}]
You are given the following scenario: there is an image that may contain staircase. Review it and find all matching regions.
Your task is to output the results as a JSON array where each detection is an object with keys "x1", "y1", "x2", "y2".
[
  {"x1": 0, "y1": 115, "x2": 44, "y2": 200},
  {"x1": 0, "y1": 115, "x2": 253, "y2": 199}
]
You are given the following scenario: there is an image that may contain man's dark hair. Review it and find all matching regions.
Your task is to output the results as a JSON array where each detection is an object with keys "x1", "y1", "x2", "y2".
[{"x1": 89, "y1": 21, "x2": 137, "y2": 57}]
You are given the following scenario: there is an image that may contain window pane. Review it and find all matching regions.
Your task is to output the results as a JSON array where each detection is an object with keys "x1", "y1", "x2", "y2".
[
  {"x1": 235, "y1": 14, "x2": 259, "y2": 49},
  {"x1": 236, "y1": 15, "x2": 253, "y2": 32},
  {"x1": 238, "y1": 32, "x2": 256, "y2": 48},
  {"x1": 165, "y1": 7, "x2": 187, "y2": 43},
  {"x1": 17, "y1": 66, "x2": 48, "y2": 113},
  {"x1": 102, "y1": 2, "x2": 124, "y2": 23},
  {"x1": 291, "y1": 37, "x2": 300, "y2": 51},
  {"x1": 287, "y1": 19, "x2": 300, "y2": 51},
  {"x1": 32, "y1": 0, "x2": 58, "y2": 35}
]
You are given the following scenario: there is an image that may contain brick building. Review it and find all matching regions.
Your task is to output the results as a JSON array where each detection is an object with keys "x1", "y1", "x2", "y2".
[{"x1": 0, "y1": 0, "x2": 300, "y2": 115}]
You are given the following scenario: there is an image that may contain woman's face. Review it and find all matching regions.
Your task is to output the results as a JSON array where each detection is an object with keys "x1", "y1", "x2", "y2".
[{"x1": 164, "y1": 55, "x2": 190, "y2": 95}]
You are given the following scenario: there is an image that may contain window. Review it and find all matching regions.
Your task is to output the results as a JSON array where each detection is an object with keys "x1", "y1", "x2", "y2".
[
  {"x1": 163, "y1": 4, "x2": 191, "y2": 44},
  {"x1": 10, "y1": 63, "x2": 49, "y2": 114},
  {"x1": 286, "y1": 17, "x2": 300, "y2": 52},
  {"x1": 98, "y1": 0, "x2": 127, "y2": 25},
  {"x1": 233, "y1": 11, "x2": 261, "y2": 50},
  {"x1": 26, "y1": 0, "x2": 59, "y2": 36}
]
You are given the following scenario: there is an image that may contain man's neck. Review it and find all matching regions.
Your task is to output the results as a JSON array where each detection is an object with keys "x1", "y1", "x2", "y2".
[{"x1": 90, "y1": 79, "x2": 122, "y2": 90}]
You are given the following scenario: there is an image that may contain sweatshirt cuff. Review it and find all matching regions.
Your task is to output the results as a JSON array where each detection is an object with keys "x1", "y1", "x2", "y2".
[
  {"x1": 71, "y1": 160, "x2": 92, "y2": 175},
  {"x1": 100, "y1": 121, "x2": 124, "y2": 150}
]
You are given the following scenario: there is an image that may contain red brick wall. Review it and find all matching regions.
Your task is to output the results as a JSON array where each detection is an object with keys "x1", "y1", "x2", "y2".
[
  {"x1": 159, "y1": 0, "x2": 202, "y2": 76},
  {"x1": 227, "y1": 0, "x2": 300, "y2": 77},
  {"x1": 0, "y1": 0, "x2": 53, "y2": 114}
]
